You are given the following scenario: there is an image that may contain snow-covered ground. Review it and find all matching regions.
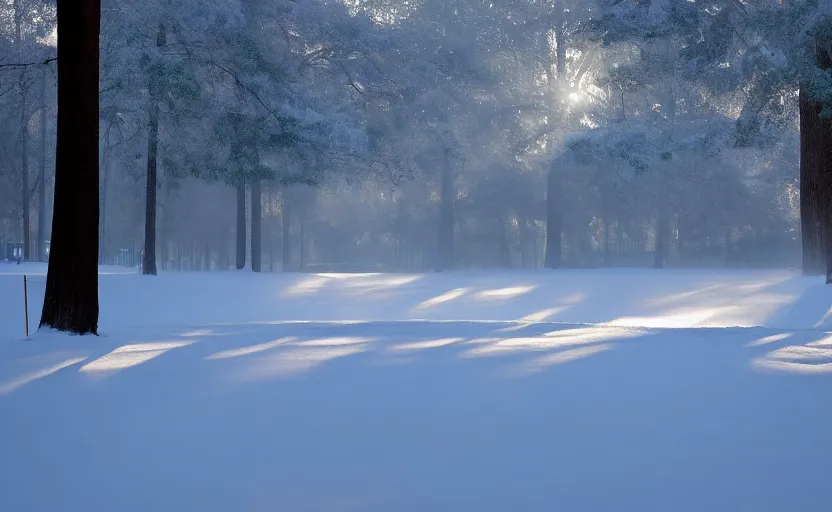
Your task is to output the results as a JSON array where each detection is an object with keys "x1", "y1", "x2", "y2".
[{"x1": 1, "y1": 263, "x2": 832, "y2": 511}]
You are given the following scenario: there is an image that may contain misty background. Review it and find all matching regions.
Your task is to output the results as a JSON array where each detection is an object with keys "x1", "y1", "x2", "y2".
[{"x1": 0, "y1": 0, "x2": 814, "y2": 273}]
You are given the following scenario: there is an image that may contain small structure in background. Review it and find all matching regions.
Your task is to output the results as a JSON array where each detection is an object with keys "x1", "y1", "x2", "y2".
[
  {"x1": 0, "y1": 242, "x2": 50, "y2": 264},
  {"x1": 2, "y1": 242, "x2": 23, "y2": 263}
]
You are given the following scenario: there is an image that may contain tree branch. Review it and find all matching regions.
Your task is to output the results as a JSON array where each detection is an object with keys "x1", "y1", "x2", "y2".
[{"x1": 0, "y1": 57, "x2": 57, "y2": 71}]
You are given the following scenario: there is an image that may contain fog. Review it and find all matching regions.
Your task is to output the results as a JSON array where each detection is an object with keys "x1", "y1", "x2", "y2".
[{"x1": 3, "y1": 0, "x2": 827, "y2": 273}]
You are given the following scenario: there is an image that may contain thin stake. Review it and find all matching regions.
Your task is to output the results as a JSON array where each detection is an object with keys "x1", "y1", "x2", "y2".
[{"x1": 23, "y1": 275, "x2": 29, "y2": 337}]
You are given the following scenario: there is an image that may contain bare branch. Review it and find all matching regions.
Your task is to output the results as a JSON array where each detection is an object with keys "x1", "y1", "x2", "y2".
[
  {"x1": 335, "y1": 60, "x2": 366, "y2": 94},
  {"x1": 209, "y1": 60, "x2": 279, "y2": 120},
  {"x1": 0, "y1": 57, "x2": 57, "y2": 71}
]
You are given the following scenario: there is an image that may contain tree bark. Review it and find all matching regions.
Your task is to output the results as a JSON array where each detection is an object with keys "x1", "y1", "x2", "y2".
[
  {"x1": 544, "y1": 167, "x2": 562, "y2": 268},
  {"x1": 251, "y1": 179, "x2": 262, "y2": 272},
  {"x1": 142, "y1": 23, "x2": 165, "y2": 276},
  {"x1": 817, "y1": 38, "x2": 832, "y2": 283},
  {"x1": 654, "y1": 209, "x2": 669, "y2": 269},
  {"x1": 269, "y1": 219, "x2": 274, "y2": 272},
  {"x1": 519, "y1": 217, "x2": 529, "y2": 268},
  {"x1": 100, "y1": 123, "x2": 112, "y2": 264},
  {"x1": 282, "y1": 187, "x2": 291, "y2": 271},
  {"x1": 800, "y1": 30, "x2": 832, "y2": 279},
  {"x1": 499, "y1": 215, "x2": 511, "y2": 267},
  {"x1": 37, "y1": 64, "x2": 48, "y2": 262},
  {"x1": 603, "y1": 215, "x2": 611, "y2": 266},
  {"x1": 823, "y1": 204, "x2": 832, "y2": 284},
  {"x1": 435, "y1": 151, "x2": 455, "y2": 272},
  {"x1": 21, "y1": 97, "x2": 30, "y2": 261},
  {"x1": 543, "y1": 3, "x2": 566, "y2": 270},
  {"x1": 236, "y1": 182, "x2": 246, "y2": 269},
  {"x1": 142, "y1": 97, "x2": 159, "y2": 275},
  {"x1": 40, "y1": 0, "x2": 100, "y2": 335},
  {"x1": 799, "y1": 87, "x2": 825, "y2": 275},
  {"x1": 675, "y1": 219, "x2": 683, "y2": 261},
  {"x1": 15, "y1": 0, "x2": 29, "y2": 261},
  {"x1": 300, "y1": 219, "x2": 306, "y2": 271}
]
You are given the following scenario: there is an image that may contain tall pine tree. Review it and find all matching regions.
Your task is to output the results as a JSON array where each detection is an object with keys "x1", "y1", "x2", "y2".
[{"x1": 40, "y1": 0, "x2": 100, "y2": 334}]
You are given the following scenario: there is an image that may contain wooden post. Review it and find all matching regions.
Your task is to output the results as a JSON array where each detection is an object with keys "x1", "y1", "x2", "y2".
[{"x1": 23, "y1": 275, "x2": 29, "y2": 337}]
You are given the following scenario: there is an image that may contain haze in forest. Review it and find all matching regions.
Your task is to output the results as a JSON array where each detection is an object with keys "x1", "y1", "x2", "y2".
[
  {"x1": 6, "y1": 1, "x2": 832, "y2": 508},
  {"x1": 3, "y1": 0, "x2": 831, "y2": 275}
]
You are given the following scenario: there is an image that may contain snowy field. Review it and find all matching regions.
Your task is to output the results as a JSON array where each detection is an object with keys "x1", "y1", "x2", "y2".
[{"x1": 2, "y1": 262, "x2": 832, "y2": 511}]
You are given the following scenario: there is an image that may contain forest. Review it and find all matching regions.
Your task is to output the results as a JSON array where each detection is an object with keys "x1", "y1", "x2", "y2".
[
  {"x1": 4, "y1": 2, "x2": 832, "y2": 506},
  {"x1": 1, "y1": 0, "x2": 830, "y2": 277}
]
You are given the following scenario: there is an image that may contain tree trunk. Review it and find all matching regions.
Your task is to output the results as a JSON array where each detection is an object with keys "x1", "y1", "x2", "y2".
[
  {"x1": 800, "y1": 32, "x2": 832, "y2": 277},
  {"x1": 21, "y1": 98, "x2": 30, "y2": 261},
  {"x1": 824, "y1": 204, "x2": 832, "y2": 284},
  {"x1": 38, "y1": 65, "x2": 48, "y2": 262},
  {"x1": 300, "y1": 219, "x2": 306, "y2": 271},
  {"x1": 219, "y1": 229, "x2": 228, "y2": 270},
  {"x1": 533, "y1": 233, "x2": 539, "y2": 268},
  {"x1": 818, "y1": 39, "x2": 832, "y2": 283},
  {"x1": 519, "y1": 217, "x2": 529, "y2": 268},
  {"x1": 40, "y1": 0, "x2": 101, "y2": 335},
  {"x1": 542, "y1": 4, "x2": 566, "y2": 270},
  {"x1": 603, "y1": 215, "x2": 611, "y2": 266},
  {"x1": 654, "y1": 209, "x2": 669, "y2": 269},
  {"x1": 499, "y1": 215, "x2": 511, "y2": 267},
  {"x1": 142, "y1": 99, "x2": 159, "y2": 275},
  {"x1": 436, "y1": 152, "x2": 454, "y2": 272},
  {"x1": 269, "y1": 219, "x2": 274, "y2": 272},
  {"x1": 282, "y1": 187, "x2": 291, "y2": 271},
  {"x1": 544, "y1": 167, "x2": 562, "y2": 268},
  {"x1": 251, "y1": 179, "x2": 262, "y2": 272},
  {"x1": 100, "y1": 124, "x2": 112, "y2": 264},
  {"x1": 236, "y1": 182, "x2": 246, "y2": 269},
  {"x1": 675, "y1": 219, "x2": 683, "y2": 262},
  {"x1": 800, "y1": 87, "x2": 825, "y2": 275},
  {"x1": 142, "y1": 23, "x2": 165, "y2": 276},
  {"x1": 14, "y1": 0, "x2": 30, "y2": 262}
]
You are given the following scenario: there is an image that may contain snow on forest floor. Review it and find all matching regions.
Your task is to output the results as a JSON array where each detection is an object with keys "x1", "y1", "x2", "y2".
[{"x1": 2, "y1": 263, "x2": 832, "y2": 511}]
